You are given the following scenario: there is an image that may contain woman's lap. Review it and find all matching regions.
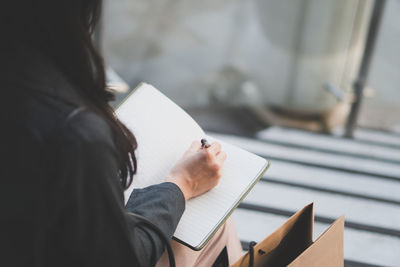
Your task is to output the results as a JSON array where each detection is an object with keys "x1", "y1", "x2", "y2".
[{"x1": 156, "y1": 217, "x2": 243, "y2": 267}]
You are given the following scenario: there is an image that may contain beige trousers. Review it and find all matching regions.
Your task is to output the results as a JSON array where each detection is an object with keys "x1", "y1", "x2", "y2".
[{"x1": 156, "y1": 217, "x2": 243, "y2": 267}]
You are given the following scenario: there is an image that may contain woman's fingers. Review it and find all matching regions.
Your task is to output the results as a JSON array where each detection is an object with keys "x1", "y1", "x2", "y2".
[
  {"x1": 207, "y1": 142, "x2": 221, "y2": 154},
  {"x1": 215, "y1": 151, "x2": 227, "y2": 165},
  {"x1": 188, "y1": 140, "x2": 225, "y2": 166},
  {"x1": 203, "y1": 142, "x2": 225, "y2": 166},
  {"x1": 185, "y1": 141, "x2": 223, "y2": 157}
]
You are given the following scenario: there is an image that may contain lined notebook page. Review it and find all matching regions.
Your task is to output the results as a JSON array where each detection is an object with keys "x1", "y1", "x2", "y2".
[{"x1": 116, "y1": 83, "x2": 269, "y2": 249}]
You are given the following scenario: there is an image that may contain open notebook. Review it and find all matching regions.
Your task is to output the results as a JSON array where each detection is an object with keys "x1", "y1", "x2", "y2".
[{"x1": 116, "y1": 83, "x2": 270, "y2": 250}]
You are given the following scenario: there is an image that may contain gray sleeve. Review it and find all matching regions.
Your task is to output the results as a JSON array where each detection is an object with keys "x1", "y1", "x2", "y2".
[{"x1": 125, "y1": 183, "x2": 185, "y2": 266}]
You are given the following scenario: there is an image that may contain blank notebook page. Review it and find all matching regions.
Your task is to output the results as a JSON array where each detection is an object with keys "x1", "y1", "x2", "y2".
[
  {"x1": 116, "y1": 83, "x2": 268, "y2": 249},
  {"x1": 116, "y1": 84, "x2": 204, "y2": 199}
]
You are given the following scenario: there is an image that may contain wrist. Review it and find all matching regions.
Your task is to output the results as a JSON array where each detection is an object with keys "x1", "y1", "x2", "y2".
[{"x1": 166, "y1": 175, "x2": 192, "y2": 200}]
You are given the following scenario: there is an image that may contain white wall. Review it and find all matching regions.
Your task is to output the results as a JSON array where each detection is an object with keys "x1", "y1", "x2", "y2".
[{"x1": 103, "y1": 0, "x2": 372, "y2": 113}]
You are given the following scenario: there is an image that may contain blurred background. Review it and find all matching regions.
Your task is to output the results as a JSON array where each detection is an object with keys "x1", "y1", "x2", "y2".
[{"x1": 100, "y1": 0, "x2": 400, "y2": 266}]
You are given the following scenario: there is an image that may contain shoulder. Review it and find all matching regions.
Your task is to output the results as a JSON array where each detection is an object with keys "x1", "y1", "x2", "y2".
[
  {"x1": 51, "y1": 108, "x2": 121, "y2": 188},
  {"x1": 58, "y1": 108, "x2": 117, "y2": 153}
]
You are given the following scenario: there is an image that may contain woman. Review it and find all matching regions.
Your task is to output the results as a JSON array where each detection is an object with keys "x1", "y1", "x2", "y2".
[{"x1": 0, "y1": 1, "x2": 242, "y2": 266}]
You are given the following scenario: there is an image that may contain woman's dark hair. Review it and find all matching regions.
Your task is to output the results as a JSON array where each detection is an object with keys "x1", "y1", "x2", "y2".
[{"x1": 2, "y1": 0, "x2": 137, "y2": 189}]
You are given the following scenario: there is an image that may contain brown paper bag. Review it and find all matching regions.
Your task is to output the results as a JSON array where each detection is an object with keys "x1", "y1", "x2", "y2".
[{"x1": 231, "y1": 203, "x2": 344, "y2": 267}]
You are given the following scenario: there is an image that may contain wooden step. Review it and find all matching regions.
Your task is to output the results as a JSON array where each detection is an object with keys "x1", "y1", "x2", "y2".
[
  {"x1": 256, "y1": 127, "x2": 400, "y2": 163},
  {"x1": 210, "y1": 132, "x2": 400, "y2": 181},
  {"x1": 242, "y1": 182, "x2": 400, "y2": 232},
  {"x1": 334, "y1": 127, "x2": 400, "y2": 148},
  {"x1": 265, "y1": 160, "x2": 400, "y2": 203}
]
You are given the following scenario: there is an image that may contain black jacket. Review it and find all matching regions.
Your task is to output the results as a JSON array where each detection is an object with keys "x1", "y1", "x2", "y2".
[{"x1": 0, "y1": 45, "x2": 185, "y2": 267}]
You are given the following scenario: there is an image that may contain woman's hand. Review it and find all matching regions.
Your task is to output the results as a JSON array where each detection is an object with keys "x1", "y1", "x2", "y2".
[{"x1": 166, "y1": 140, "x2": 227, "y2": 200}]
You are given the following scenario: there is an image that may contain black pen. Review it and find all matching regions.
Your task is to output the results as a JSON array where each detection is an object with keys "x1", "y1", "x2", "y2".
[{"x1": 201, "y1": 138, "x2": 210, "y2": 149}]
